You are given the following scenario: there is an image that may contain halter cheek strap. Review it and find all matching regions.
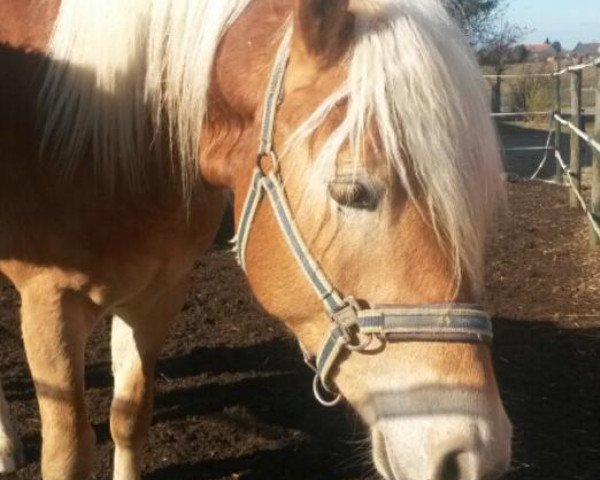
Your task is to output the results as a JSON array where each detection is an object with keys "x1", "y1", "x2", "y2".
[
  {"x1": 237, "y1": 168, "x2": 347, "y2": 313},
  {"x1": 234, "y1": 22, "x2": 493, "y2": 407}
]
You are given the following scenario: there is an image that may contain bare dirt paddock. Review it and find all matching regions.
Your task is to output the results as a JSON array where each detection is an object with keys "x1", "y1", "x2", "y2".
[{"x1": 1, "y1": 181, "x2": 599, "y2": 480}]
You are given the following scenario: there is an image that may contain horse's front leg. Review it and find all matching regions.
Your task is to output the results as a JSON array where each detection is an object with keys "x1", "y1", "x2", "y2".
[
  {"x1": 110, "y1": 277, "x2": 189, "y2": 480},
  {"x1": 20, "y1": 283, "x2": 99, "y2": 480},
  {"x1": 0, "y1": 380, "x2": 24, "y2": 473}
]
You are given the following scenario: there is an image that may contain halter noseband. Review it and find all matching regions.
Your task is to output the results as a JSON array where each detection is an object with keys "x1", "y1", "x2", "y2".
[{"x1": 235, "y1": 23, "x2": 493, "y2": 407}]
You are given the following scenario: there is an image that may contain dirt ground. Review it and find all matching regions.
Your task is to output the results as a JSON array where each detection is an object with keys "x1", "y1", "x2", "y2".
[{"x1": 1, "y1": 179, "x2": 599, "y2": 479}]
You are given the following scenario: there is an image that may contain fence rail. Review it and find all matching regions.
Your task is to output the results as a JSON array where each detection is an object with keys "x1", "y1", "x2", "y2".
[
  {"x1": 489, "y1": 57, "x2": 600, "y2": 247},
  {"x1": 483, "y1": 58, "x2": 600, "y2": 79},
  {"x1": 554, "y1": 57, "x2": 600, "y2": 75},
  {"x1": 554, "y1": 150, "x2": 600, "y2": 239},
  {"x1": 490, "y1": 112, "x2": 549, "y2": 118},
  {"x1": 554, "y1": 114, "x2": 600, "y2": 153}
]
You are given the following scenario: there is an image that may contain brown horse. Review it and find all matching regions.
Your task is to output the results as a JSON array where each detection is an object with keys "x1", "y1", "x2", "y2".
[{"x1": 0, "y1": 0, "x2": 511, "y2": 479}]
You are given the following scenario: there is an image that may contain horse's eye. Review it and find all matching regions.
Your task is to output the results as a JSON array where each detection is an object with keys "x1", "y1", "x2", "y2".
[{"x1": 328, "y1": 178, "x2": 381, "y2": 211}]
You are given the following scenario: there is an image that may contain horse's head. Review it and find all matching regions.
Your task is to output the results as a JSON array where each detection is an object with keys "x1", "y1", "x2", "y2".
[{"x1": 208, "y1": 0, "x2": 512, "y2": 478}]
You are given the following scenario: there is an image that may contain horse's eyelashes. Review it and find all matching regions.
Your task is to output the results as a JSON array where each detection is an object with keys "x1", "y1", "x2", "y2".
[{"x1": 327, "y1": 178, "x2": 381, "y2": 211}]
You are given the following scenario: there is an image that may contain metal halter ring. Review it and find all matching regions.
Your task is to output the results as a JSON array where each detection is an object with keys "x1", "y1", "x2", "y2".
[
  {"x1": 256, "y1": 151, "x2": 280, "y2": 175},
  {"x1": 312, "y1": 375, "x2": 342, "y2": 407},
  {"x1": 344, "y1": 331, "x2": 374, "y2": 352}
]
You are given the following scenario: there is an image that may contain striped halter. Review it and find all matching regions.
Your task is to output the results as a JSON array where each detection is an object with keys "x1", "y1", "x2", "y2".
[{"x1": 235, "y1": 24, "x2": 493, "y2": 407}]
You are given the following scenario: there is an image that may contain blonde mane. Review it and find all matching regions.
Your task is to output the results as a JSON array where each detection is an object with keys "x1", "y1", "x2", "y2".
[
  {"x1": 42, "y1": 0, "x2": 251, "y2": 196},
  {"x1": 292, "y1": 0, "x2": 505, "y2": 293},
  {"x1": 42, "y1": 0, "x2": 503, "y2": 292}
]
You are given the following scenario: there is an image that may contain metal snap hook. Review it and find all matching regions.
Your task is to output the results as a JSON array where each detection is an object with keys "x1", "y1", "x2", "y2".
[{"x1": 312, "y1": 375, "x2": 342, "y2": 407}]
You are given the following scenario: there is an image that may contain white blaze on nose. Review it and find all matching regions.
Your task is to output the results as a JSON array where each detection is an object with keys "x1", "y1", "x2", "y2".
[
  {"x1": 373, "y1": 415, "x2": 511, "y2": 480},
  {"x1": 364, "y1": 388, "x2": 512, "y2": 480}
]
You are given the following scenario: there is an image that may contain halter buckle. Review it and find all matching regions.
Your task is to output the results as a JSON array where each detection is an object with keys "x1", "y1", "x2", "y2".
[
  {"x1": 330, "y1": 297, "x2": 375, "y2": 352},
  {"x1": 331, "y1": 298, "x2": 360, "y2": 343}
]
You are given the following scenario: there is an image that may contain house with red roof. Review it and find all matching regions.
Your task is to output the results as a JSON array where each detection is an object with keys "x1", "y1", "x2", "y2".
[{"x1": 525, "y1": 43, "x2": 557, "y2": 62}]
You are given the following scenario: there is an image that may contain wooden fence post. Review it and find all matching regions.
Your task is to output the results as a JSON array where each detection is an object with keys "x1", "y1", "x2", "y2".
[
  {"x1": 491, "y1": 74, "x2": 502, "y2": 113},
  {"x1": 554, "y1": 66, "x2": 563, "y2": 183},
  {"x1": 569, "y1": 69, "x2": 582, "y2": 209},
  {"x1": 592, "y1": 65, "x2": 600, "y2": 247}
]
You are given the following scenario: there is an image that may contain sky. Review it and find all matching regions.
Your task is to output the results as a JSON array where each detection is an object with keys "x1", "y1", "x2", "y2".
[{"x1": 506, "y1": 0, "x2": 600, "y2": 49}]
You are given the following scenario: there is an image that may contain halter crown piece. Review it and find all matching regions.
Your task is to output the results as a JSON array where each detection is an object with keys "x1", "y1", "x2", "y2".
[{"x1": 235, "y1": 22, "x2": 493, "y2": 407}]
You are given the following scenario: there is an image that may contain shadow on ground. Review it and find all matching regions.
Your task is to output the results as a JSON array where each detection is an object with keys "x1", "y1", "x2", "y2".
[
  {"x1": 2, "y1": 309, "x2": 599, "y2": 479},
  {"x1": 493, "y1": 317, "x2": 600, "y2": 480}
]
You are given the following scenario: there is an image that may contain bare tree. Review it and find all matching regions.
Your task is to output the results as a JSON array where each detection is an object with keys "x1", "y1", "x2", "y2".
[
  {"x1": 448, "y1": 0, "x2": 505, "y2": 46},
  {"x1": 478, "y1": 21, "x2": 525, "y2": 72},
  {"x1": 478, "y1": 21, "x2": 526, "y2": 112},
  {"x1": 447, "y1": 1, "x2": 525, "y2": 112}
]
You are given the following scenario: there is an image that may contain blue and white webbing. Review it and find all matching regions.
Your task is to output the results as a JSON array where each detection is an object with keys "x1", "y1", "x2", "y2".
[{"x1": 235, "y1": 22, "x2": 494, "y2": 407}]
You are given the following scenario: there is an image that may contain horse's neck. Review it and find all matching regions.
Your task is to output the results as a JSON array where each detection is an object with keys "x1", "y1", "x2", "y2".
[
  {"x1": 0, "y1": 0, "x2": 59, "y2": 52},
  {"x1": 0, "y1": 0, "x2": 292, "y2": 202},
  {"x1": 199, "y1": 0, "x2": 293, "y2": 188},
  {"x1": 0, "y1": 0, "x2": 59, "y2": 136}
]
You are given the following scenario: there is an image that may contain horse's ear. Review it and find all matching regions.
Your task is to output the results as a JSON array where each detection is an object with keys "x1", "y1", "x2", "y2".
[{"x1": 295, "y1": 0, "x2": 354, "y2": 63}]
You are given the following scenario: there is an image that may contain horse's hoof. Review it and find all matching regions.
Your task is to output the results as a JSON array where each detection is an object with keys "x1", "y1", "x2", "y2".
[{"x1": 0, "y1": 436, "x2": 24, "y2": 473}]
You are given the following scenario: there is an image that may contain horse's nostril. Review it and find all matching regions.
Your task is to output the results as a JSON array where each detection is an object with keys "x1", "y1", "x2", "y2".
[
  {"x1": 438, "y1": 450, "x2": 483, "y2": 480},
  {"x1": 439, "y1": 451, "x2": 462, "y2": 480}
]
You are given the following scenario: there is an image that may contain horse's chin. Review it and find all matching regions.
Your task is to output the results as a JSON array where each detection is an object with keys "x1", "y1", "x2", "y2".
[{"x1": 369, "y1": 413, "x2": 512, "y2": 480}]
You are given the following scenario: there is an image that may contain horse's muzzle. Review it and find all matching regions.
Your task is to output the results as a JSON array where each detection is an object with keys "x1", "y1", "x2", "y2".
[{"x1": 370, "y1": 397, "x2": 512, "y2": 480}]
